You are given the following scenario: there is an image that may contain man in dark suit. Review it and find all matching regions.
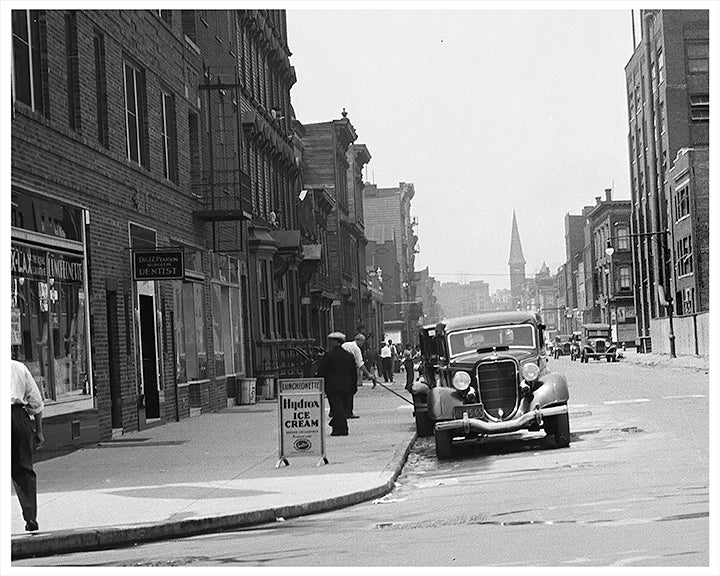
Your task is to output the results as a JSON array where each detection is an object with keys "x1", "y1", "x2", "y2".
[{"x1": 316, "y1": 332, "x2": 356, "y2": 436}]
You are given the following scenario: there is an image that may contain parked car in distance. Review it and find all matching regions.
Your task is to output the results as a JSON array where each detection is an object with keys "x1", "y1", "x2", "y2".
[
  {"x1": 410, "y1": 311, "x2": 571, "y2": 460},
  {"x1": 552, "y1": 334, "x2": 573, "y2": 358},
  {"x1": 579, "y1": 323, "x2": 617, "y2": 362}
]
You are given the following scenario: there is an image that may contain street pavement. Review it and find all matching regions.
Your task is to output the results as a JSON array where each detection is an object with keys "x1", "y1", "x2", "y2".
[
  {"x1": 10, "y1": 350, "x2": 707, "y2": 561},
  {"x1": 10, "y1": 378, "x2": 417, "y2": 560}
]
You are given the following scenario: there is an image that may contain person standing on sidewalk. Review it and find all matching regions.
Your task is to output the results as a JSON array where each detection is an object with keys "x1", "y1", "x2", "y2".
[
  {"x1": 316, "y1": 332, "x2": 356, "y2": 436},
  {"x1": 342, "y1": 333, "x2": 379, "y2": 418},
  {"x1": 402, "y1": 344, "x2": 416, "y2": 393},
  {"x1": 11, "y1": 358, "x2": 45, "y2": 532},
  {"x1": 379, "y1": 341, "x2": 393, "y2": 382}
]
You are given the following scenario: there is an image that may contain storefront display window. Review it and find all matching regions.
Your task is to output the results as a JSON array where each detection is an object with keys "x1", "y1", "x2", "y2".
[
  {"x1": 11, "y1": 244, "x2": 89, "y2": 403},
  {"x1": 211, "y1": 254, "x2": 245, "y2": 377},
  {"x1": 173, "y1": 245, "x2": 207, "y2": 383}
]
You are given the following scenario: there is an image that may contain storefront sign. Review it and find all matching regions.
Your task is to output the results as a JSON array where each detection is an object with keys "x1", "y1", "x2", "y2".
[
  {"x1": 276, "y1": 378, "x2": 327, "y2": 467},
  {"x1": 132, "y1": 250, "x2": 184, "y2": 280}
]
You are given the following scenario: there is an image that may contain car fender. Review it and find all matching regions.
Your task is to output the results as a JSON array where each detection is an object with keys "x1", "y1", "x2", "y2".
[
  {"x1": 532, "y1": 371, "x2": 569, "y2": 407},
  {"x1": 427, "y1": 386, "x2": 464, "y2": 421}
]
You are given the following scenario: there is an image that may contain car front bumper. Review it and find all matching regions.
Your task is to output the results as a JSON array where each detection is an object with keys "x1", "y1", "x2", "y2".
[{"x1": 435, "y1": 404, "x2": 568, "y2": 436}]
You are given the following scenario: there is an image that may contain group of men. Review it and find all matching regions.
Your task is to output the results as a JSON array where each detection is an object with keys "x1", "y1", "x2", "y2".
[
  {"x1": 315, "y1": 332, "x2": 379, "y2": 437},
  {"x1": 316, "y1": 332, "x2": 420, "y2": 436}
]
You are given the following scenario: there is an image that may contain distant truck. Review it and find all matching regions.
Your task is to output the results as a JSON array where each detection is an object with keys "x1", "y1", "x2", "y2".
[{"x1": 579, "y1": 323, "x2": 618, "y2": 362}]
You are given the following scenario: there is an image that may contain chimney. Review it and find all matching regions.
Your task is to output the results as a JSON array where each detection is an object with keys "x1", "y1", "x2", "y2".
[
  {"x1": 605, "y1": 188, "x2": 612, "y2": 202},
  {"x1": 595, "y1": 196, "x2": 601, "y2": 205}
]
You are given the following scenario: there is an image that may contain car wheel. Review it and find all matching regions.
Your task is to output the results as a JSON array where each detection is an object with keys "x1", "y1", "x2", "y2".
[
  {"x1": 415, "y1": 410, "x2": 433, "y2": 437},
  {"x1": 545, "y1": 411, "x2": 570, "y2": 448},
  {"x1": 434, "y1": 428, "x2": 453, "y2": 460},
  {"x1": 606, "y1": 355, "x2": 612, "y2": 362},
  {"x1": 581, "y1": 353, "x2": 587, "y2": 363}
]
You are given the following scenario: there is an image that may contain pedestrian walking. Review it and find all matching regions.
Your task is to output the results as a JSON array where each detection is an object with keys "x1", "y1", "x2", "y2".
[
  {"x1": 389, "y1": 339, "x2": 400, "y2": 373},
  {"x1": 316, "y1": 332, "x2": 357, "y2": 436},
  {"x1": 11, "y1": 358, "x2": 45, "y2": 532},
  {"x1": 402, "y1": 344, "x2": 415, "y2": 393},
  {"x1": 342, "y1": 333, "x2": 379, "y2": 418},
  {"x1": 379, "y1": 341, "x2": 394, "y2": 382}
]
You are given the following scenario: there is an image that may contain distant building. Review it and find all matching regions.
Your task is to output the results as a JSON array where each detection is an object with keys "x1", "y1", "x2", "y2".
[{"x1": 434, "y1": 280, "x2": 491, "y2": 319}]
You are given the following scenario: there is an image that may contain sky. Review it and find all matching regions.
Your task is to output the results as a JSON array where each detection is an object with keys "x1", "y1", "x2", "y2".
[{"x1": 286, "y1": 5, "x2": 644, "y2": 292}]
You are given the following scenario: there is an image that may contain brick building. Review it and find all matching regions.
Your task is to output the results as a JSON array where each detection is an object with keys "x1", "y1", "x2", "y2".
[
  {"x1": 624, "y1": 9, "x2": 709, "y2": 353},
  {"x1": 10, "y1": 9, "x2": 316, "y2": 450},
  {"x1": 364, "y1": 182, "x2": 419, "y2": 345}
]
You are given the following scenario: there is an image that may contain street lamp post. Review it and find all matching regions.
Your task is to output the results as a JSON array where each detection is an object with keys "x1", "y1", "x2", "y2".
[{"x1": 604, "y1": 241, "x2": 617, "y2": 344}]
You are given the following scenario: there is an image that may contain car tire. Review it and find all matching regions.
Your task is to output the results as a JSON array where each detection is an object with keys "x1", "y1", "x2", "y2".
[
  {"x1": 434, "y1": 428, "x2": 453, "y2": 460},
  {"x1": 581, "y1": 353, "x2": 587, "y2": 363},
  {"x1": 545, "y1": 411, "x2": 570, "y2": 448},
  {"x1": 606, "y1": 355, "x2": 612, "y2": 362},
  {"x1": 415, "y1": 410, "x2": 433, "y2": 438}
]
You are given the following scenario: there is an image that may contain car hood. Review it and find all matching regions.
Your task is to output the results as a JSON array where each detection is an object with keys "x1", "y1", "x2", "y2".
[{"x1": 449, "y1": 348, "x2": 537, "y2": 367}]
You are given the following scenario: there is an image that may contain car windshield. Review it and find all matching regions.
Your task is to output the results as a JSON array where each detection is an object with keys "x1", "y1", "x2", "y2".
[
  {"x1": 448, "y1": 324, "x2": 535, "y2": 357},
  {"x1": 586, "y1": 330, "x2": 610, "y2": 338}
]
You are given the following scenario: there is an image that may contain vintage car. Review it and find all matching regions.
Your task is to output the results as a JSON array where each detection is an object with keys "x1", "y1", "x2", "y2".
[
  {"x1": 552, "y1": 334, "x2": 574, "y2": 358},
  {"x1": 410, "y1": 311, "x2": 570, "y2": 460},
  {"x1": 579, "y1": 323, "x2": 617, "y2": 362}
]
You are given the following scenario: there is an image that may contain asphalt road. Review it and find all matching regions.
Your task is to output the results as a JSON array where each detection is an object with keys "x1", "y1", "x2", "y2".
[{"x1": 15, "y1": 356, "x2": 710, "y2": 569}]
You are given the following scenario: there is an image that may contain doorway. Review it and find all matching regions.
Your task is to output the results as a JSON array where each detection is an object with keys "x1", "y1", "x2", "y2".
[{"x1": 137, "y1": 281, "x2": 160, "y2": 420}]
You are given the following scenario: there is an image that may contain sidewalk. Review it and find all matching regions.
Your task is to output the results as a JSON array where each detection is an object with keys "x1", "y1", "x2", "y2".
[
  {"x1": 619, "y1": 349, "x2": 710, "y2": 372},
  {"x1": 10, "y1": 380, "x2": 417, "y2": 560}
]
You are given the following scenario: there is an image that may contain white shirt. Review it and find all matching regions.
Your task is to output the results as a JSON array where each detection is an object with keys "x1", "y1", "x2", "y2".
[
  {"x1": 380, "y1": 345, "x2": 391, "y2": 358},
  {"x1": 341, "y1": 341, "x2": 365, "y2": 368},
  {"x1": 11, "y1": 360, "x2": 44, "y2": 415}
]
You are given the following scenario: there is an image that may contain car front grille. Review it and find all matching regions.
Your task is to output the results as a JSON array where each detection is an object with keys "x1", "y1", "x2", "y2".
[
  {"x1": 595, "y1": 340, "x2": 606, "y2": 352},
  {"x1": 476, "y1": 360, "x2": 517, "y2": 420}
]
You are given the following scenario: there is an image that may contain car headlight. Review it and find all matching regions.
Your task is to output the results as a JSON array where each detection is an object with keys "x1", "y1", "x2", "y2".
[
  {"x1": 521, "y1": 362, "x2": 540, "y2": 382},
  {"x1": 452, "y1": 371, "x2": 472, "y2": 391}
]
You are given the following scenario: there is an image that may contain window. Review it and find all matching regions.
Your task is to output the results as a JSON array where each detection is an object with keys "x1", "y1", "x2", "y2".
[
  {"x1": 188, "y1": 111, "x2": 201, "y2": 194},
  {"x1": 173, "y1": 247, "x2": 207, "y2": 383},
  {"x1": 123, "y1": 61, "x2": 148, "y2": 165},
  {"x1": 12, "y1": 10, "x2": 46, "y2": 114},
  {"x1": 687, "y1": 42, "x2": 709, "y2": 73},
  {"x1": 676, "y1": 236, "x2": 693, "y2": 277},
  {"x1": 619, "y1": 266, "x2": 632, "y2": 291},
  {"x1": 690, "y1": 95, "x2": 709, "y2": 122},
  {"x1": 656, "y1": 47, "x2": 664, "y2": 84},
  {"x1": 157, "y1": 10, "x2": 172, "y2": 26},
  {"x1": 681, "y1": 288, "x2": 695, "y2": 315},
  {"x1": 211, "y1": 254, "x2": 244, "y2": 376},
  {"x1": 616, "y1": 226, "x2": 629, "y2": 250},
  {"x1": 675, "y1": 186, "x2": 690, "y2": 220},
  {"x1": 258, "y1": 259, "x2": 271, "y2": 338},
  {"x1": 161, "y1": 91, "x2": 178, "y2": 183},
  {"x1": 65, "y1": 12, "x2": 81, "y2": 132},
  {"x1": 93, "y1": 33, "x2": 109, "y2": 147}
]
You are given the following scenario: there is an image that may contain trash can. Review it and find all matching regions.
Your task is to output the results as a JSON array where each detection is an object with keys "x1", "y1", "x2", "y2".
[{"x1": 238, "y1": 378, "x2": 257, "y2": 405}]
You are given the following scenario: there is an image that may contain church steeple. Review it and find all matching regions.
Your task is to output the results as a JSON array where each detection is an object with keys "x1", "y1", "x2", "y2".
[
  {"x1": 508, "y1": 211, "x2": 526, "y2": 310},
  {"x1": 508, "y1": 210, "x2": 526, "y2": 266}
]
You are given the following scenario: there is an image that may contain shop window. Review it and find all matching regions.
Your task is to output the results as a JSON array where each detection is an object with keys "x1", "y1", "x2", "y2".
[
  {"x1": 258, "y1": 259, "x2": 271, "y2": 337},
  {"x1": 65, "y1": 12, "x2": 81, "y2": 132},
  {"x1": 12, "y1": 9, "x2": 46, "y2": 115},
  {"x1": 174, "y1": 280, "x2": 207, "y2": 382},
  {"x1": 211, "y1": 254, "x2": 244, "y2": 376},
  {"x1": 11, "y1": 245, "x2": 89, "y2": 403}
]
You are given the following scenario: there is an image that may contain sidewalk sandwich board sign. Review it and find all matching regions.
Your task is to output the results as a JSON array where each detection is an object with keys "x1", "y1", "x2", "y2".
[{"x1": 276, "y1": 378, "x2": 328, "y2": 468}]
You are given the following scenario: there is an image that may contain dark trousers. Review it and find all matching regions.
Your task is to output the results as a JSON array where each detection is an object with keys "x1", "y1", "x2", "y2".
[
  {"x1": 405, "y1": 365, "x2": 414, "y2": 392},
  {"x1": 11, "y1": 405, "x2": 37, "y2": 525},
  {"x1": 344, "y1": 392, "x2": 355, "y2": 417},
  {"x1": 326, "y1": 391, "x2": 348, "y2": 434},
  {"x1": 381, "y1": 357, "x2": 393, "y2": 382}
]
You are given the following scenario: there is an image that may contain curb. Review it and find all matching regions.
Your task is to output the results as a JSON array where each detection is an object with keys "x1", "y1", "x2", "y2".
[{"x1": 12, "y1": 432, "x2": 417, "y2": 560}]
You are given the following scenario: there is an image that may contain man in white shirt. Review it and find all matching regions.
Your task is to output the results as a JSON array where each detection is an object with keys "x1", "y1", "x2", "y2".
[
  {"x1": 342, "y1": 333, "x2": 379, "y2": 418},
  {"x1": 379, "y1": 340, "x2": 393, "y2": 382},
  {"x1": 11, "y1": 358, "x2": 45, "y2": 532}
]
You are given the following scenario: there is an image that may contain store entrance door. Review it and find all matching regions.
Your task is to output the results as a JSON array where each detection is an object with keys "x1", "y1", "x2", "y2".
[{"x1": 137, "y1": 280, "x2": 160, "y2": 421}]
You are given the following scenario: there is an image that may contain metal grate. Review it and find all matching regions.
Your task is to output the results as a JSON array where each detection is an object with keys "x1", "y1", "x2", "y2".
[{"x1": 476, "y1": 360, "x2": 517, "y2": 420}]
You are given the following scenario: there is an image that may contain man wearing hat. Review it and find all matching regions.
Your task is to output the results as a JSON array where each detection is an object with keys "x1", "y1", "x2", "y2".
[{"x1": 316, "y1": 332, "x2": 356, "y2": 436}]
